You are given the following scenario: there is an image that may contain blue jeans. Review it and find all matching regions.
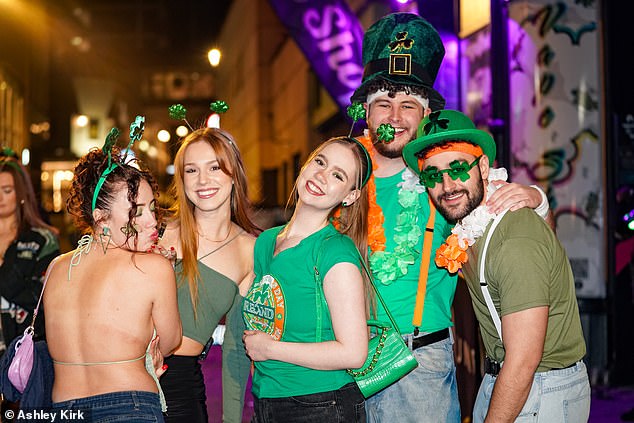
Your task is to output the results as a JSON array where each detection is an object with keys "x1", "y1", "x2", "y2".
[
  {"x1": 366, "y1": 336, "x2": 460, "y2": 423},
  {"x1": 252, "y1": 382, "x2": 365, "y2": 423},
  {"x1": 52, "y1": 391, "x2": 164, "y2": 423},
  {"x1": 473, "y1": 361, "x2": 591, "y2": 422}
]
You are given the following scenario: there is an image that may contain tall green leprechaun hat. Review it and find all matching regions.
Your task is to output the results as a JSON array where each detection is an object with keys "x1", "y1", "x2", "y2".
[
  {"x1": 351, "y1": 13, "x2": 446, "y2": 110},
  {"x1": 403, "y1": 109, "x2": 496, "y2": 177}
]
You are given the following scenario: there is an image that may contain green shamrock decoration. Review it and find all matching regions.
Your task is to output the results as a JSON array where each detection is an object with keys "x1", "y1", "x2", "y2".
[
  {"x1": 210, "y1": 100, "x2": 229, "y2": 114},
  {"x1": 1, "y1": 146, "x2": 18, "y2": 158},
  {"x1": 377, "y1": 123, "x2": 395, "y2": 143},
  {"x1": 347, "y1": 102, "x2": 366, "y2": 137},
  {"x1": 347, "y1": 103, "x2": 366, "y2": 122},
  {"x1": 168, "y1": 104, "x2": 187, "y2": 120},
  {"x1": 423, "y1": 111, "x2": 450, "y2": 135},
  {"x1": 102, "y1": 128, "x2": 120, "y2": 155},
  {"x1": 128, "y1": 115, "x2": 145, "y2": 149},
  {"x1": 389, "y1": 31, "x2": 414, "y2": 52}
]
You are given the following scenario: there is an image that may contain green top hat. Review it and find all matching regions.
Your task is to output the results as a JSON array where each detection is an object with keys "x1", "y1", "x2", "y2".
[
  {"x1": 351, "y1": 13, "x2": 446, "y2": 110},
  {"x1": 403, "y1": 110, "x2": 496, "y2": 176}
]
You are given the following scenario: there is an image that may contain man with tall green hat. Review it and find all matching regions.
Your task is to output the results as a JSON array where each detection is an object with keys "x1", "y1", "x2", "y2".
[
  {"x1": 402, "y1": 109, "x2": 590, "y2": 422},
  {"x1": 350, "y1": 12, "x2": 549, "y2": 422}
]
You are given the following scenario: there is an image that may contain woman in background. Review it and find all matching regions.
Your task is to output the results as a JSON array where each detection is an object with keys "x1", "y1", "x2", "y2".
[
  {"x1": 159, "y1": 127, "x2": 259, "y2": 422},
  {"x1": 242, "y1": 136, "x2": 372, "y2": 423},
  {"x1": 0, "y1": 149, "x2": 59, "y2": 353}
]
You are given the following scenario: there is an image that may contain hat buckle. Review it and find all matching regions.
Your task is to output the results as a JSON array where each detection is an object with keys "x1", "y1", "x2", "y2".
[{"x1": 389, "y1": 54, "x2": 412, "y2": 75}]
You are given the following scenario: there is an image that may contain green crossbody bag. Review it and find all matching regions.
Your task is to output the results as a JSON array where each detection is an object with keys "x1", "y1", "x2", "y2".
[{"x1": 314, "y1": 241, "x2": 418, "y2": 398}]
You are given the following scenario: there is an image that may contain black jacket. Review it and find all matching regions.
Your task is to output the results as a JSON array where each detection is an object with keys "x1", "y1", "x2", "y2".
[{"x1": 0, "y1": 228, "x2": 59, "y2": 351}]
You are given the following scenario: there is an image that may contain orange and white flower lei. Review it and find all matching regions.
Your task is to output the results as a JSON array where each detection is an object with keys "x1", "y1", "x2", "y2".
[{"x1": 435, "y1": 168, "x2": 508, "y2": 273}]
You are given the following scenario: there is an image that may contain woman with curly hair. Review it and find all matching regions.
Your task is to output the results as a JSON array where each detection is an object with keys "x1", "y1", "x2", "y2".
[
  {"x1": 0, "y1": 149, "x2": 59, "y2": 352},
  {"x1": 43, "y1": 142, "x2": 181, "y2": 422},
  {"x1": 158, "y1": 127, "x2": 260, "y2": 422}
]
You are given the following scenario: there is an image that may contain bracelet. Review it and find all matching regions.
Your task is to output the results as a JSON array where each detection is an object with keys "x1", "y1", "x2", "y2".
[{"x1": 530, "y1": 185, "x2": 549, "y2": 218}]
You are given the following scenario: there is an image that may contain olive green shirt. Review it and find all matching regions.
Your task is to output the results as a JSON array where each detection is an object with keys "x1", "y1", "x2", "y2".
[{"x1": 461, "y1": 208, "x2": 586, "y2": 372}]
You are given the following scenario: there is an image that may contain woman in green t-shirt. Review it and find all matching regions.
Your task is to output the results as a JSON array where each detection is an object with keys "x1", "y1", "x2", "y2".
[{"x1": 243, "y1": 137, "x2": 372, "y2": 422}]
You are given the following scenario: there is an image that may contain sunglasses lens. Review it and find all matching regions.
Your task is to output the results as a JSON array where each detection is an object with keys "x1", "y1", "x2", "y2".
[
  {"x1": 421, "y1": 156, "x2": 481, "y2": 188},
  {"x1": 421, "y1": 168, "x2": 443, "y2": 188},
  {"x1": 448, "y1": 167, "x2": 469, "y2": 180}
]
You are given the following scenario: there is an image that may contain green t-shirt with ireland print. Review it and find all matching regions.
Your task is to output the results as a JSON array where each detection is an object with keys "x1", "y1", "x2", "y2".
[
  {"x1": 242, "y1": 223, "x2": 361, "y2": 398},
  {"x1": 373, "y1": 169, "x2": 456, "y2": 335}
]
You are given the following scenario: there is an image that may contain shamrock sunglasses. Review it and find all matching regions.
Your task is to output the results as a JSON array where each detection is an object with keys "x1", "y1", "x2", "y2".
[{"x1": 419, "y1": 156, "x2": 481, "y2": 189}]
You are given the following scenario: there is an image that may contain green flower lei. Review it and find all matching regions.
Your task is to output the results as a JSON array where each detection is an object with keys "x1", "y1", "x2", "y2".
[{"x1": 368, "y1": 169, "x2": 424, "y2": 285}]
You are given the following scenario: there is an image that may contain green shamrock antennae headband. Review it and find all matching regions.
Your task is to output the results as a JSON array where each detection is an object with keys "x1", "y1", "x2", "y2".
[
  {"x1": 91, "y1": 116, "x2": 145, "y2": 212},
  {"x1": 169, "y1": 100, "x2": 238, "y2": 153},
  {"x1": 169, "y1": 100, "x2": 230, "y2": 131},
  {"x1": 345, "y1": 103, "x2": 373, "y2": 186}
]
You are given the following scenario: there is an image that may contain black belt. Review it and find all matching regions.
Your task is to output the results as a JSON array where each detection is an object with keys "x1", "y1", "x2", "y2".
[
  {"x1": 484, "y1": 357, "x2": 577, "y2": 376},
  {"x1": 484, "y1": 357, "x2": 502, "y2": 376},
  {"x1": 410, "y1": 328, "x2": 450, "y2": 350}
]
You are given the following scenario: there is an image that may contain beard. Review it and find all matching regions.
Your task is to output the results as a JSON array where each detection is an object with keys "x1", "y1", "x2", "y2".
[
  {"x1": 432, "y1": 180, "x2": 485, "y2": 223},
  {"x1": 369, "y1": 130, "x2": 411, "y2": 158}
]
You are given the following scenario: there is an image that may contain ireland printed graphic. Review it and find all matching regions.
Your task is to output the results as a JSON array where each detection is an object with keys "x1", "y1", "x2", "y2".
[{"x1": 243, "y1": 274, "x2": 285, "y2": 340}]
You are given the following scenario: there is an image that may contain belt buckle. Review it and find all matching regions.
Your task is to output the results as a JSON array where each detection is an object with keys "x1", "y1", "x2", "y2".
[{"x1": 484, "y1": 357, "x2": 501, "y2": 376}]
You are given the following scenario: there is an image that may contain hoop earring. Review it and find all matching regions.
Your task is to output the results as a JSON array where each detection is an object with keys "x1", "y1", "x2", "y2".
[{"x1": 99, "y1": 227, "x2": 111, "y2": 254}]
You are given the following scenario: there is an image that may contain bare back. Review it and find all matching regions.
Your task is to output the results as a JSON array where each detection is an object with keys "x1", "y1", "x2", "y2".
[{"x1": 43, "y1": 246, "x2": 181, "y2": 402}]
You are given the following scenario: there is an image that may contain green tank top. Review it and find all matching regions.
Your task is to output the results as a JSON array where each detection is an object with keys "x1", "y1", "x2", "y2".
[{"x1": 174, "y1": 260, "x2": 239, "y2": 345}]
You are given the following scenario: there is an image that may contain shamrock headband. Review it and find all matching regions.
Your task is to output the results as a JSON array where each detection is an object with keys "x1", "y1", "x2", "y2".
[
  {"x1": 0, "y1": 147, "x2": 23, "y2": 174},
  {"x1": 91, "y1": 116, "x2": 145, "y2": 212},
  {"x1": 344, "y1": 103, "x2": 381, "y2": 187},
  {"x1": 169, "y1": 101, "x2": 239, "y2": 154},
  {"x1": 339, "y1": 136, "x2": 372, "y2": 187},
  {"x1": 169, "y1": 100, "x2": 229, "y2": 132}
]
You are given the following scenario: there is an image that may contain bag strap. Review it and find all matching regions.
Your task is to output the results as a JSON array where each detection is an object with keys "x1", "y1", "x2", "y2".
[
  {"x1": 478, "y1": 209, "x2": 509, "y2": 342},
  {"x1": 314, "y1": 236, "x2": 402, "y2": 343},
  {"x1": 411, "y1": 197, "x2": 436, "y2": 333},
  {"x1": 23, "y1": 259, "x2": 54, "y2": 332},
  {"x1": 358, "y1": 257, "x2": 401, "y2": 333}
]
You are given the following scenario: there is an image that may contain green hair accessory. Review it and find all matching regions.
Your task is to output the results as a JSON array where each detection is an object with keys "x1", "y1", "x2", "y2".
[
  {"x1": 346, "y1": 102, "x2": 366, "y2": 137},
  {"x1": 128, "y1": 115, "x2": 145, "y2": 149},
  {"x1": 0, "y1": 147, "x2": 23, "y2": 173},
  {"x1": 210, "y1": 100, "x2": 229, "y2": 114},
  {"x1": 169, "y1": 100, "x2": 229, "y2": 132},
  {"x1": 377, "y1": 123, "x2": 396, "y2": 143},
  {"x1": 91, "y1": 116, "x2": 145, "y2": 212},
  {"x1": 168, "y1": 104, "x2": 193, "y2": 131},
  {"x1": 343, "y1": 103, "x2": 372, "y2": 186},
  {"x1": 1, "y1": 146, "x2": 19, "y2": 159},
  {"x1": 345, "y1": 137, "x2": 373, "y2": 187}
]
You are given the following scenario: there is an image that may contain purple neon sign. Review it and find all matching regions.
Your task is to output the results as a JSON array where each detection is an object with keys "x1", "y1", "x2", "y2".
[{"x1": 269, "y1": 0, "x2": 364, "y2": 110}]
